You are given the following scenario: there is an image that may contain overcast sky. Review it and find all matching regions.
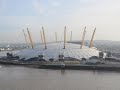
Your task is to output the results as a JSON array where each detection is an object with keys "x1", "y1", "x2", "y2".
[{"x1": 0, "y1": 0, "x2": 120, "y2": 43}]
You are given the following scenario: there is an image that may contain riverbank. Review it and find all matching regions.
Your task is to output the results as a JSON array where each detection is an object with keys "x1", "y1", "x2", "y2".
[{"x1": 1, "y1": 60, "x2": 120, "y2": 71}]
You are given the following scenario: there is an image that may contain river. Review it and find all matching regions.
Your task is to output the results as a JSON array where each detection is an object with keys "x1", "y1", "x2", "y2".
[{"x1": 0, "y1": 65, "x2": 120, "y2": 90}]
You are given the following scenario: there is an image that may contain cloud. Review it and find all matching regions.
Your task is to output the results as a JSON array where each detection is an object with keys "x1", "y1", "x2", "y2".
[
  {"x1": 0, "y1": 0, "x2": 5, "y2": 8},
  {"x1": 1, "y1": 0, "x2": 120, "y2": 42},
  {"x1": 79, "y1": 0, "x2": 97, "y2": 3},
  {"x1": 0, "y1": 0, "x2": 7, "y2": 15},
  {"x1": 51, "y1": 1, "x2": 60, "y2": 7},
  {"x1": 63, "y1": 0, "x2": 120, "y2": 41},
  {"x1": 32, "y1": 0, "x2": 61, "y2": 15},
  {"x1": 48, "y1": 0, "x2": 61, "y2": 7},
  {"x1": 32, "y1": 0, "x2": 47, "y2": 14}
]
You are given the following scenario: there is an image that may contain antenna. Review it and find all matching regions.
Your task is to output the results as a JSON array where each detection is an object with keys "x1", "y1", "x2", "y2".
[
  {"x1": 42, "y1": 26, "x2": 47, "y2": 49},
  {"x1": 27, "y1": 28, "x2": 34, "y2": 49},
  {"x1": 89, "y1": 28, "x2": 96, "y2": 48},
  {"x1": 80, "y1": 27, "x2": 86, "y2": 49}
]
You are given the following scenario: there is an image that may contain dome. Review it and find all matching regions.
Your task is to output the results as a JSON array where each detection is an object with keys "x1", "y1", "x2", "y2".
[{"x1": 14, "y1": 42, "x2": 100, "y2": 61}]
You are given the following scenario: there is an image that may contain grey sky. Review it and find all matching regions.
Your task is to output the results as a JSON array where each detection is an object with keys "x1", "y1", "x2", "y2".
[{"x1": 0, "y1": 0, "x2": 120, "y2": 43}]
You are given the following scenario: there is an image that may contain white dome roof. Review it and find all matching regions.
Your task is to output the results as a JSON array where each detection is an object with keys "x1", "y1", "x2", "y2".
[{"x1": 15, "y1": 42, "x2": 100, "y2": 60}]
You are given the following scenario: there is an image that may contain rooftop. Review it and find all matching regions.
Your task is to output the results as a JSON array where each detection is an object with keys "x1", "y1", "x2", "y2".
[{"x1": 15, "y1": 42, "x2": 100, "y2": 60}]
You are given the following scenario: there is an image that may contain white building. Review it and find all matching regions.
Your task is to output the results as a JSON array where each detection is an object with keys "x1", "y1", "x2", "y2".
[{"x1": 14, "y1": 42, "x2": 101, "y2": 61}]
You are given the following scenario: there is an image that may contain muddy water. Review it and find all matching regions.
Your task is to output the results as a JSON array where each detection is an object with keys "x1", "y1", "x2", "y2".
[{"x1": 0, "y1": 65, "x2": 120, "y2": 90}]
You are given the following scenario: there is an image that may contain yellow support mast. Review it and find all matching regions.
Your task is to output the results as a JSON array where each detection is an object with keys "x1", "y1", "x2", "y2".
[
  {"x1": 80, "y1": 27, "x2": 86, "y2": 49},
  {"x1": 27, "y1": 28, "x2": 34, "y2": 49},
  {"x1": 40, "y1": 31, "x2": 44, "y2": 44},
  {"x1": 89, "y1": 28, "x2": 96, "y2": 48},
  {"x1": 70, "y1": 31, "x2": 72, "y2": 43},
  {"x1": 23, "y1": 29, "x2": 29, "y2": 48},
  {"x1": 42, "y1": 26, "x2": 47, "y2": 49},
  {"x1": 55, "y1": 32, "x2": 57, "y2": 43},
  {"x1": 63, "y1": 26, "x2": 66, "y2": 49}
]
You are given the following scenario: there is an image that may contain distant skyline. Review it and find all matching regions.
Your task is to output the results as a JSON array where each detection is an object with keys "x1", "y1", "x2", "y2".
[{"x1": 0, "y1": 0, "x2": 120, "y2": 43}]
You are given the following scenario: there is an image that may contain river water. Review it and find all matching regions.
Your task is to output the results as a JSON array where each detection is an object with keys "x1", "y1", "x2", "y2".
[{"x1": 0, "y1": 65, "x2": 120, "y2": 90}]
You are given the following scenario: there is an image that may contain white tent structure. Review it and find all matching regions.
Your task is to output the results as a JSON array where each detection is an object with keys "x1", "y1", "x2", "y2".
[
  {"x1": 14, "y1": 42, "x2": 100, "y2": 61},
  {"x1": 15, "y1": 27, "x2": 103, "y2": 61}
]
